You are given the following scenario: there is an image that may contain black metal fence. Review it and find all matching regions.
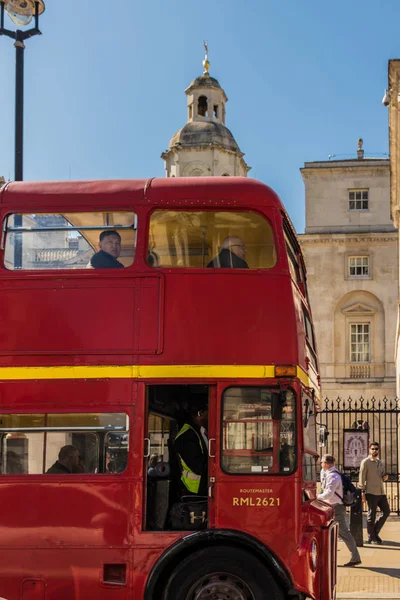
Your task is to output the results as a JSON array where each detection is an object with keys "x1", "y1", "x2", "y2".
[{"x1": 319, "y1": 396, "x2": 400, "y2": 514}]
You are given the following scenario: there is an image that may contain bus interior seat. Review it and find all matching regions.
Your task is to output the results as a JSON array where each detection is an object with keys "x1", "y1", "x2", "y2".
[{"x1": 146, "y1": 462, "x2": 171, "y2": 531}]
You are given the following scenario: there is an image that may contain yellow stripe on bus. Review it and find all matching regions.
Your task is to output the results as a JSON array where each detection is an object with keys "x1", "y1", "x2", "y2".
[{"x1": 0, "y1": 364, "x2": 313, "y2": 385}]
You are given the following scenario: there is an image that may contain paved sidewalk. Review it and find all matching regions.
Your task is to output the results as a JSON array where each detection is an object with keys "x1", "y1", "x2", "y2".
[{"x1": 337, "y1": 516, "x2": 400, "y2": 599}]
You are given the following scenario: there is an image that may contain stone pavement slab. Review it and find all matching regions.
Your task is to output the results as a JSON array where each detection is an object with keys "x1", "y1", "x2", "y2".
[{"x1": 336, "y1": 516, "x2": 400, "y2": 600}]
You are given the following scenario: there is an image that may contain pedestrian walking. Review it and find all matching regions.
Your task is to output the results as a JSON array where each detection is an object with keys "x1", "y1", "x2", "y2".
[
  {"x1": 359, "y1": 441, "x2": 390, "y2": 544},
  {"x1": 318, "y1": 454, "x2": 361, "y2": 567}
]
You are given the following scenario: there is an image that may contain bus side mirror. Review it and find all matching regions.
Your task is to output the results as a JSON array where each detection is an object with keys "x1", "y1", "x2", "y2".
[{"x1": 319, "y1": 426, "x2": 329, "y2": 447}]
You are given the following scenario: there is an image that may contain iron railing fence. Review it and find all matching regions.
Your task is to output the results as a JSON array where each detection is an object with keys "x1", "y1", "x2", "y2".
[{"x1": 319, "y1": 396, "x2": 400, "y2": 514}]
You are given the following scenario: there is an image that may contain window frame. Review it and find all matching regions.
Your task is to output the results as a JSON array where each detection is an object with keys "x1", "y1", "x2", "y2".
[
  {"x1": 2, "y1": 211, "x2": 137, "y2": 271},
  {"x1": 348, "y1": 189, "x2": 369, "y2": 211},
  {"x1": 302, "y1": 390, "x2": 317, "y2": 452},
  {"x1": 220, "y1": 385, "x2": 297, "y2": 477},
  {"x1": 348, "y1": 255, "x2": 370, "y2": 278},
  {"x1": 283, "y1": 215, "x2": 310, "y2": 303},
  {"x1": 350, "y1": 322, "x2": 371, "y2": 363},
  {"x1": 302, "y1": 452, "x2": 317, "y2": 482},
  {"x1": 0, "y1": 411, "x2": 129, "y2": 476},
  {"x1": 303, "y1": 309, "x2": 318, "y2": 371},
  {"x1": 146, "y1": 207, "x2": 278, "y2": 271}
]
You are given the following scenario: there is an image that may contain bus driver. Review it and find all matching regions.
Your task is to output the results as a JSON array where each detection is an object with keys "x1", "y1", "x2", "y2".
[
  {"x1": 174, "y1": 402, "x2": 209, "y2": 496},
  {"x1": 90, "y1": 230, "x2": 124, "y2": 269}
]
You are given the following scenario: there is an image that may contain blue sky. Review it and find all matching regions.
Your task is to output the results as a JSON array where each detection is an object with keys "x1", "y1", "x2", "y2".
[{"x1": 0, "y1": 0, "x2": 398, "y2": 232}]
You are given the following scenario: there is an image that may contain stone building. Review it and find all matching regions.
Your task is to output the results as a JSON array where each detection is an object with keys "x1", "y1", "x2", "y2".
[
  {"x1": 387, "y1": 60, "x2": 400, "y2": 397},
  {"x1": 298, "y1": 141, "x2": 398, "y2": 402},
  {"x1": 161, "y1": 48, "x2": 250, "y2": 177}
]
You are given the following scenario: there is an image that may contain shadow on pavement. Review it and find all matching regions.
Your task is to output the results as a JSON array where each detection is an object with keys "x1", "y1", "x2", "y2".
[
  {"x1": 359, "y1": 567, "x2": 400, "y2": 578},
  {"x1": 376, "y1": 540, "x2": 400, "y2": 547}
]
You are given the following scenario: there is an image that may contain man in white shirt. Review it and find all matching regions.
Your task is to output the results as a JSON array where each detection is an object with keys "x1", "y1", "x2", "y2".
[{"x1": 318, "y1": 454, "x2": 361, "y2": 567}]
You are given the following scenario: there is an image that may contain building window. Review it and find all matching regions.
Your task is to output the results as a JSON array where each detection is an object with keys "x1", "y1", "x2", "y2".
[
  {"x1": 348, "y1": 256, "x2": 369, "y2": 277},
  {"x1": 349, "y1": 189, "x2": 369, "y2": 210},
  {"x1": 350, "y1": 323, "x2": 370, "y2": 362}
]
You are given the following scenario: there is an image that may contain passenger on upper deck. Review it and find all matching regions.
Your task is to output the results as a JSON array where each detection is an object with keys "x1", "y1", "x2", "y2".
[
  {"x1": 207, "y1": 236, "x2": 249, "y2": 269},
  {"x1": 46, "y1": 445, "x2": 80, "y2": 474},
  {"x1": 90, "y1": 230, "x2": 124, "y2": 269}
]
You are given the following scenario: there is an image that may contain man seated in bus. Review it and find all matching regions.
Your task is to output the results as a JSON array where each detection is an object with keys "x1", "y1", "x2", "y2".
[
  {"x1": 45, "y1": 445, "x2": 80, "y2": 474},
  {"x1": 90, "y1": 230, "x2": 124, "y2": 269},
  {"x1": 207, "y1": 236, "x2": 249, "y2": 269},
  {"x1": 174, "y1": 402, "x2": 208, "y2": 496}
]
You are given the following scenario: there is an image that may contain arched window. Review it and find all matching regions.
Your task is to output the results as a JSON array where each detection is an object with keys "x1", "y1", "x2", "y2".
[{"x1": 198, "y1": 96, "x2": 207, "y2": 117}]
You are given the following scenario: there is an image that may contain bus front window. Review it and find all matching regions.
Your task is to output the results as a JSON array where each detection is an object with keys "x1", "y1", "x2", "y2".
[
  {"x1": 303, "y1": 391, "x2": 317, "y2": 452},
  {"x1": 222, "y1": 387, "x2": 296, "y2": 475}
]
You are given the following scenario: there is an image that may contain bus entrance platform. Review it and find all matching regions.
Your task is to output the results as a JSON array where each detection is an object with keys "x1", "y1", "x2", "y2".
[{"x1": 337, "y1": 516, "x2": 400, "y2": 599}]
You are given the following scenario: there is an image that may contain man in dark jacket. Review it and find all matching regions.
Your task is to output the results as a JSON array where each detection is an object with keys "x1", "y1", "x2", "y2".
[
  {"x1": 90, "y1": 230, "x2": 124, "y2": 269},
  {"x1": 174, "y1": 402, "x2": 208, "y2": 496},
  {"x1": 46, "y1": 445, "x2": 80, "y2": 474},
  {"x1": 207, "y1": 236, "x2": 249, "y2": 268}
]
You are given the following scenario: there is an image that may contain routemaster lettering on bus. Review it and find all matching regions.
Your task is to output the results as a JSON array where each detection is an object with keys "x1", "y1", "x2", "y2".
[{"x1": 232, "y1": 497, "x2": 281, "y2": 507}]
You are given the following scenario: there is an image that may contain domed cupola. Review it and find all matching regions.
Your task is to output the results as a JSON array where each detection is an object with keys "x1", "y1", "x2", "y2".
[{"x1": 161, "y1": 44, "x2": 250, "y2": 178}]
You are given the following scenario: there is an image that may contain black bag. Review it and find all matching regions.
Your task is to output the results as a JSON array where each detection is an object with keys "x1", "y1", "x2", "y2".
[
  {"x1": 334, "y1": 469, "x2": 357, "y2": 506},
  {"x1": 170, "y1": 496, "x2": 208, "y2": 530}
]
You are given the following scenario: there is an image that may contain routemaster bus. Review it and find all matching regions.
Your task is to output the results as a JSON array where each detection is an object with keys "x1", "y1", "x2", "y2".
[{"x1": 0, "y1": 177, "x2": 337, "y2": 600}]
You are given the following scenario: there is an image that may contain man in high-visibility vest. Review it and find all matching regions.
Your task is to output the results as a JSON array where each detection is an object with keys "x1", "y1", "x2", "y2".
[{"x1": 174, "y1": 402, "x2": 208, "y2": 496}]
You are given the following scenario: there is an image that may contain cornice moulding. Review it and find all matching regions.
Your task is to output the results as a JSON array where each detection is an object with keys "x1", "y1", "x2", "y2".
[
  {"x1": 301, "y1": 165, "x2": 389, "y2": 178},
  {"x1": 299, "y1": 234, "x2": 398, "y2": 245}
]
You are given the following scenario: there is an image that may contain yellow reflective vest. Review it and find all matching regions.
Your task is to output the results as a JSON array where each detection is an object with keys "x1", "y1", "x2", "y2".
[{"x1": 175, "y1": 423, "x2": 204, "y2": 494}]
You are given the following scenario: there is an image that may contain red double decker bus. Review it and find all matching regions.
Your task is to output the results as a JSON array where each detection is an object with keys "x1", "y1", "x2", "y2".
[{"x1": 0, "y1": 177, "x2": 336, "y2": 600}]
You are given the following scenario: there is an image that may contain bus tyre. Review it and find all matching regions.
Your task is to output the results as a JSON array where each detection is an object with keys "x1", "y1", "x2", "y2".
[{"x1": 163, "y1": 546, "x2": 284, "y2": 600}]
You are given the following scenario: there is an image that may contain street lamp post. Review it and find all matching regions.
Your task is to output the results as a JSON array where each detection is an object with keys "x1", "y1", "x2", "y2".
[
  {"x1": 0, "y1": 0, "x2": 45, "y2": 182},
  {"x1": 0, "y1": 0, "x2": 45, "y2": 269}
]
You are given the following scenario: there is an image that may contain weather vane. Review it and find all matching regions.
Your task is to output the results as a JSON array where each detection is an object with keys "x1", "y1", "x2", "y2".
[{"x1": 203, "y1": 40, "x2": 210, "y2": 75}]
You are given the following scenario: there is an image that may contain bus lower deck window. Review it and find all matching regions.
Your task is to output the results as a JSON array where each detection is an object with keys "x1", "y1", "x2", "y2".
[{"x1": 0, "y1": 413, "x2": 129, "y2": 474}]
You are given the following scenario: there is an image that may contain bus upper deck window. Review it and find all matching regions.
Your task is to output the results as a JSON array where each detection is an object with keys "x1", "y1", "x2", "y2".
[
  {"x1": 4, "y1": 212, "x2": 136, "y2": 270},
  {"x1": 147, "y1": 210, "x2": 277, "y2": 269}
]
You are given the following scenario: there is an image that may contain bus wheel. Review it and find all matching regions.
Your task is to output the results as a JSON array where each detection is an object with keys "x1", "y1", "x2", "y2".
[{"x1": 163, "y1": 546, "x2": 284, "y2": 600}]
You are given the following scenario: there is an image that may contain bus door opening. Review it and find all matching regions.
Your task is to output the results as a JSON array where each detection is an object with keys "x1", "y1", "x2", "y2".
[{"x1": 144, "y1": 384, "x2": 211, "y2": 532}]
